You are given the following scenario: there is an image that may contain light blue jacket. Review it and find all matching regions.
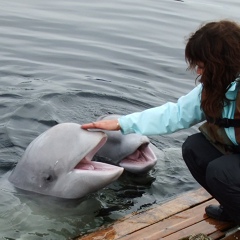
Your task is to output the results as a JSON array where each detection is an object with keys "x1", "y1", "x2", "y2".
[{"x1": 118, "y1": 80, "x2": 240, "y2": 145}]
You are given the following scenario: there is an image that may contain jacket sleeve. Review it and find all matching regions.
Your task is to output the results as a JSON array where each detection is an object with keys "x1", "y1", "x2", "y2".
[{"x1": 118, "y1": 84, "x2": 205, "y2": 135}]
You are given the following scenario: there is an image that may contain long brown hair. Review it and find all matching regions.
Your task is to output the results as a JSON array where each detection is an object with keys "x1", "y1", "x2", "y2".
[{"x1": 185, "y1": 20, "x2": 240, "y2": 119}]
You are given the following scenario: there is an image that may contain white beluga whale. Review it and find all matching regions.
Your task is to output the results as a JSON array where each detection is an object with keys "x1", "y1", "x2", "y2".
[
  {"x1": 95, "y1": 114, "x2": 158, "y2": 174},
  {"x1": 8, "y1": 123, "x2": 124, "y2": 199}
]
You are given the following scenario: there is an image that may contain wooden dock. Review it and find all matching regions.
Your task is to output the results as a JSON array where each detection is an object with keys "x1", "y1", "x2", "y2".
[{"x1": 76, "y1": 188, "x2": 239, "y2": 240}]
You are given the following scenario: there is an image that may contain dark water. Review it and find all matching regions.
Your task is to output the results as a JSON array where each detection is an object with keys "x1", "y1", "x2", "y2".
[{"x1": 0, "y1": 0, "x2": 239, "y2": 239}]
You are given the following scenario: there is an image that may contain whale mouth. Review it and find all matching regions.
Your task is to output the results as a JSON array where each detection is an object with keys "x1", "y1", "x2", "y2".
[
  {"x1": 119, "y1": 143, "x2": 157, "y2": 173},
  {"x1": 74, "y1": 159, "x2": 123, "y2": 171},
  {"x1": 73, "y1": 135, "x2": 119, "y2": 171},
  {"x1": 122, "y1": 143, "x2": 156, "y2": 163}
]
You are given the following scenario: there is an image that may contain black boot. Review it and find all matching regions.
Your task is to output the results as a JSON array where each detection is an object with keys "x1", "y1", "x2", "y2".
[{"x1": 205, "y1": 205, "x2": 233, "y2": 222}]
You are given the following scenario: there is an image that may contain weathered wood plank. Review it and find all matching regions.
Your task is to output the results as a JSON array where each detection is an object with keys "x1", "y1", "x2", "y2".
[
  {"x1": 78, "y1": 188, "x2": 212, "y2": 240},
  {"x1": 161, "y1": 220, "x2": 234, "y2": 240},
  {"x1": 119, "y1": 198, "x2": 234, "y2": 240},
  {"x1": 208, "y1": 230, "x2": 226, "y2": 239},
  {"x1": 119, "y1": 199, "x2": 217, "y2": 240}
]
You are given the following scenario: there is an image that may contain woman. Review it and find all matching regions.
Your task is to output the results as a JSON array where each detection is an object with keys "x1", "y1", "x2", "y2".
[{"x1": 82, "y1": 20, "x2": 240, "y2": 223}]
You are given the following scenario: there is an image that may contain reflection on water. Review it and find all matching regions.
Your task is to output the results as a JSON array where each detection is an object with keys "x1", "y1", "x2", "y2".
[{"x1": 0, "y1": 0, "x2": 239, "y2": 239}]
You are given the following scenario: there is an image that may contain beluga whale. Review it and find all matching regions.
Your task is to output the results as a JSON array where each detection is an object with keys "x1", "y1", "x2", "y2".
[
  {"x1": 94, "y1": 114, "x2": 158, "y2": 174},
  {"x1": 8, "y1": 123, "x2": 124, "y2": 199}
]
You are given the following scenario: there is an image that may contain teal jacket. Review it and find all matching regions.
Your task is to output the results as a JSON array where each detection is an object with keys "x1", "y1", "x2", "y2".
[{"x1": 118, "y1": 80, "x2": 240, "y2": 145}]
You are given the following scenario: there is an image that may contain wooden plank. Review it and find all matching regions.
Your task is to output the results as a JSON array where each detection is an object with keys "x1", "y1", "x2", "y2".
[
  {"x1": 78, "y1": 188, "x2": 212, "y2": 240},
  {"x1": 161, "y1": 220, "x2": 234, "y2": 240},
  {"x1": 120, "y1": 198, "x2": 234, "y2": 240},
  {"x1": 208, "y1": 230, "x2": 227, "y2": 239},
  {"x1": 119, "y1": 199, "x2": 217, "y2": 240}
]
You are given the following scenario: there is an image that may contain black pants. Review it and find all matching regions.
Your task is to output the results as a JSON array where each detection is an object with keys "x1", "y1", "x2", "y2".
[{"x1": 182, "y1": 133, "x2": 240, "y2": 222}]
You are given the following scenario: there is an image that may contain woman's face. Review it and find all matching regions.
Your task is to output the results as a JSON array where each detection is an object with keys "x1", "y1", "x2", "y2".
[{"x1": 196, "y1": 62, "x2": 204, "y2": 75}]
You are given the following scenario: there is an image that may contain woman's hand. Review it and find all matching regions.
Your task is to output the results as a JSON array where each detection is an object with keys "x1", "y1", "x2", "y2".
[{"x1": 81, "y1": 119, "x2": 121, "y2": 131}]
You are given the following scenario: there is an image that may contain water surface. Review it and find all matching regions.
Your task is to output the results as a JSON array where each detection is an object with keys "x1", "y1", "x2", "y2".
[{"x1": 0, "y1": 0, "x2": 239, "y2": 239}]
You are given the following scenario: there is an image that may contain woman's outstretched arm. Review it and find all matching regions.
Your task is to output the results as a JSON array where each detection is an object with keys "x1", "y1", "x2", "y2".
[{"x1": 81, "y1": 119, "x2": 121, "y2": 131}]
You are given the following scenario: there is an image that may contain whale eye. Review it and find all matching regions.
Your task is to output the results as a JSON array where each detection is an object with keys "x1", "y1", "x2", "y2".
[{"x1": 43, "y1": 175, "x2": 53, "y2": 182}]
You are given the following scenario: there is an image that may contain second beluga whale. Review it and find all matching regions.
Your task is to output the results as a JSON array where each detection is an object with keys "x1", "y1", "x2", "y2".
[{"x1": 94, "y1": 114, "x2": 158, "y2": 174}]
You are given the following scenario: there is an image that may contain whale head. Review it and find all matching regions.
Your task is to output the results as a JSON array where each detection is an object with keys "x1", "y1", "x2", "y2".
[{"x1": 8, "y1": 123, "x2": 123, "y2": 199}]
